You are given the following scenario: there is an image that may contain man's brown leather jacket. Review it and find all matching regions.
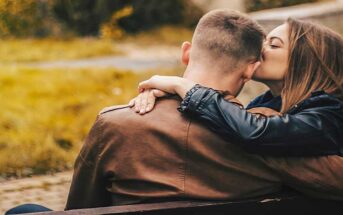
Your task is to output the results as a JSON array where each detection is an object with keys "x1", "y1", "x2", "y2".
[{"x1": 66, "y1": 97, "x2": 343, "y2": 210}]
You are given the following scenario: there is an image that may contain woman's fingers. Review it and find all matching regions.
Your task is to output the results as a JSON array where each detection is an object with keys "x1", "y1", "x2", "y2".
[
  {"x1": 134, "y1": 93, "x2": 143, "y2": 113},
  {"x1": 144, "y1": 90, "x2": 155, "y2": 113},
  {"x1": 138, "y1": 77, "x2": 155, "y2": 92},
  {"x1": 140, "y1": 89, "x2": 162, "y2": 114},
  {"x1": 129, "y1": 89, "x2": 165, "y2": 114},
  {"x1": 152, "y1": 89, "x2": 168, "y2": 98},
  {"x1": 128, "y1": 98, "x2": 136, "y2": 107},
  {"x1": 138, "y1": 90, "x2": 150, "y2": 114},
  {"x1": 129, "y1": 89, "x2": 169, "y2": 115},
  {"x1": 138, "y1": 80, "x2": 147, "y2": 91}
]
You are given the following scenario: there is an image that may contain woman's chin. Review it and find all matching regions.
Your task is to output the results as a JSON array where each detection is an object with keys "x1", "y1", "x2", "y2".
[
  {"x1": 252, "y1": 72, "x2": 266, "y2": 82},
  {"x1": 252, "y1": 70, "x2": 280, "y2": 83}
]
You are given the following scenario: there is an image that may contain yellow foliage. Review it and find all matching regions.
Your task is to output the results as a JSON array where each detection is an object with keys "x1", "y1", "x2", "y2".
[
  {"x1": 0, "y1": 0, "x2": 41, "y2": 37},
  {"x1": 113, "y1": 6, "x2": 134, "y2": 20},
  {"x1": 123, "y1": 25, "x2": 194, "y2": 46},
  {"x1": 100, "y1": 6, "x2": 134, "y2": 39},
  {"x1": 100, "y1": 25, "x2": 125, "y2": 40},
  {"x1": 0, "y1": 27, "x2": 193, "y2": 64},
  {"x1": 0, "y1": 66, "x2": 182, "y2": 178}
]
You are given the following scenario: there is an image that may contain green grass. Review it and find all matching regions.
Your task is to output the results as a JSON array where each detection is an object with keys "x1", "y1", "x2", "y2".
[
  {"x1": 0, "y1": 66, "x2": 182, "y2": 179},
  {"x1": 0, "y1": 38, "x2": 121, "y2": 63}
]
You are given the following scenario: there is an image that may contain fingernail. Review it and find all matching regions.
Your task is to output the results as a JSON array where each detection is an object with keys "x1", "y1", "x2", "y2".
[{"x1": 140, "y1": 109, "x2": 145, "y2": 114}]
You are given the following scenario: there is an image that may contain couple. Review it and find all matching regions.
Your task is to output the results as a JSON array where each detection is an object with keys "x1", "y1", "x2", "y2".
[{"x1": 7, "y1": 9, "x2": 343, "y2": 214}]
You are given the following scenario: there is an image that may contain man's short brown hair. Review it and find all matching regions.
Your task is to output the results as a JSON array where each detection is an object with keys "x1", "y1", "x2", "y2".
[{"x1": 192, "y1": 9, "x2": 265, "y2": 64}]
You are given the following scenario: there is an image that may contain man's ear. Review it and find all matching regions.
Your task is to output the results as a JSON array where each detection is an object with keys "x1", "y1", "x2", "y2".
[
  {"x1": 181, "y1": 41, "x2": 191, "y2": 65},
  {"x1": 243, "y1": 61, "x2": 261, "y2": 83}
]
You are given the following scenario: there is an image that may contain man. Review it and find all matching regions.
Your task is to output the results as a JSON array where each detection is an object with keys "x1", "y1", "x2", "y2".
[{"x1": 65, "y1": 9, "x2": 283, "y2": 210}]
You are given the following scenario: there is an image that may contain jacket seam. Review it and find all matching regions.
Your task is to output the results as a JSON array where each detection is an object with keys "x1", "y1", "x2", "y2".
[
  {"x1": 183, "y1": 119, "x2": 192, "y2": 197},
  {"x1": 78, "y1": 153, "x2": 94, "y2": 168}
]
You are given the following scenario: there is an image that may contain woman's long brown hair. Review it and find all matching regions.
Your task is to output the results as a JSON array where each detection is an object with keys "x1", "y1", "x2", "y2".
[{"x1": 281, "y1": 18, "x2": 343, "y2": 113}]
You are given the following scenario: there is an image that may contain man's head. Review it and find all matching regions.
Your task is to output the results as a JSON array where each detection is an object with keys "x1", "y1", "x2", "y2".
[{"x1": 182, "y1": 9, "x2": 265, "y2": 95}]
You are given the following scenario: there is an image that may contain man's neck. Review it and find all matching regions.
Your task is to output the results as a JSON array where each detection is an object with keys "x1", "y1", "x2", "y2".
[{"x1": 183, "y1": 63, "x2": 242, "y2": 96}]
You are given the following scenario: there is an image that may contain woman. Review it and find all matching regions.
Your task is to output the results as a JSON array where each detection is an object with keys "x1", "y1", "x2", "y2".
[{"x1": 131, "y1": 18, "x2": 343, "y2": 156}]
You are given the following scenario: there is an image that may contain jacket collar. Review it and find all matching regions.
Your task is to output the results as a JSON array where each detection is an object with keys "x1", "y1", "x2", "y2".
[
  {"x1": 246, "y1": 90, "x2": 282, "y2": 111},
  {"x1": 247, "y1": 89, "x2": 342, "y2": 112}
]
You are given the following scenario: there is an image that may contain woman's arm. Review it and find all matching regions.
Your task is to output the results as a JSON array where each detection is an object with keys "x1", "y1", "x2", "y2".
[
  {"x1": 137, "y1": 75, "x2": 343, "y2": 156},
  {"x1": 179, "y1": 85, "x2": 343, "y2": 156},
  {"x1": 134, "y1": 76, "x2": 195, "y2": 114},
  {"x1": 138, "y1": 75, "x2": 195, "y2": 99}
]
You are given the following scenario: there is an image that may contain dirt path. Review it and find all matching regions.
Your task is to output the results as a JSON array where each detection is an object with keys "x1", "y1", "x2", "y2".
[{"x1": 0, "y1": 171, "x2": 72, "y2": 213}]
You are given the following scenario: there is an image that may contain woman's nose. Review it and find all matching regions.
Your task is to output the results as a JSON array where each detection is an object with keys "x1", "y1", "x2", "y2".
[
  {"x1": 261, "y1": 46, "x2": 265, "y2": 53},
  {"x1": 261, "y1": 45, "x2": 266, "y2": 56},
  {"x1": 260, "y1": 44, "x2": 266, "y2": 60}
]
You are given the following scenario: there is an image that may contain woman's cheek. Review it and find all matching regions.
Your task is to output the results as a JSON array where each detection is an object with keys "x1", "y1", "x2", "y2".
[
  {"x1": 253, "y1": 62, "x2": 280, "y2": 81},
  {"x1": 252, "y1": 64, "x2": 268, "y2": 80}
]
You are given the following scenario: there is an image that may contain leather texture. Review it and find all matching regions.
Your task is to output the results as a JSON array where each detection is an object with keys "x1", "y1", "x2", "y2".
[
  {"x1": 179, "y1": 87, "x2": 343, "y2": 156},
  {"x1": 65, "y1": 97, "x2": 282, "y2": 209},
  {"x1": 66, "y1": 96, "x2": 343, "y2": 210}
]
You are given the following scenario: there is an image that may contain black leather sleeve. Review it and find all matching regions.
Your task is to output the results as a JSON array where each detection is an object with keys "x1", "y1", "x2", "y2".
[{"x1": 178, "y1": 86, "x2": 343, "y2": 156}]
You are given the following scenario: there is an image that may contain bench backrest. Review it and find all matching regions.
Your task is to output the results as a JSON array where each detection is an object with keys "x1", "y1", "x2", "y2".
[{"x1": 25, "y1": 193, "x2": 343, "y2": 215}]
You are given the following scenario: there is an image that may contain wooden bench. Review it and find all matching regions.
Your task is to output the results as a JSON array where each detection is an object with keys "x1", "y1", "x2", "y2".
[{"x1": 25, "y1": 191, "x2": 343, "y2": 215}]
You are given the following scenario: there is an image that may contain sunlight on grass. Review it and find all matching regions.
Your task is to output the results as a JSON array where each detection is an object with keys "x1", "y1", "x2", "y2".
[
  {"x1": 0, "y1": 38, "x2": 121, "y2": 63},
  {"x1": 0, "y1": 66, "x2": 182, "y2": 178}
]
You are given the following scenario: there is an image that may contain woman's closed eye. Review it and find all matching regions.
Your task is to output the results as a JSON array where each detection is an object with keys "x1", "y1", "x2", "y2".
[
  {"x1": 269, "y1": 44, "x2": 280, "y2": 48},
  {"x1": 268, "y1": 37, "x2": 283, "y2": 48},
  {"x1": 269, "y1": 40, "x2": 281, "y2": 48}
]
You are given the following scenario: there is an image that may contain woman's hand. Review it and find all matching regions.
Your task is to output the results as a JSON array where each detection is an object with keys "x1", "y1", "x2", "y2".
[
  {"x1": 128, "y1": 89, "x2": 167, "y2": 115},
  {"x1": 138, "y1": 75, "x2": 196, "y2": 99}
]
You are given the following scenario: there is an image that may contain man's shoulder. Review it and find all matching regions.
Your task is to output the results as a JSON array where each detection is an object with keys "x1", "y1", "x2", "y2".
[
  {"x1": 98, "y1": 104, "x2": 131, "y2": 116},
  {"x1": 95, "y1": 104, "x2": 137, "y2": 129},
  {"x1": 97, "y1": 98, "x2": 184, "y2": 127},
  {"x1": 99, "y1": 97, "x2": 181, "y2": 116}
]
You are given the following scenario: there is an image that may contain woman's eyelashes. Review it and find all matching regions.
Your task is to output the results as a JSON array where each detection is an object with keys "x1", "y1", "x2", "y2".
[
  {"x1": 269, "y1": 44, "x2": 280, "y2": 48},
  {"x1": 268, "y1": 38, "x2": 282, "y2": 49},
  {"x1": 263, "y1": 40, "x2": 280, "y2": 49}
]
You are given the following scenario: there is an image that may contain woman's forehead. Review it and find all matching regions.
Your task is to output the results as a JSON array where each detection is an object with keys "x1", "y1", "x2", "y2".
[{"x1": 267, "y1": 23, "x2": 289, "y2": 42}]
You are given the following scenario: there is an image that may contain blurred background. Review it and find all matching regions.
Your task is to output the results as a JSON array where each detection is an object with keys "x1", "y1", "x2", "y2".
[{"x1": 0, "y1": 0, "x2": 342, "y2": 212}]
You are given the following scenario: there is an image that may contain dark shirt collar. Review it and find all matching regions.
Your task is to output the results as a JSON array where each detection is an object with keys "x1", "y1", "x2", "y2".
[
  {"x1": 246, "y1": 90, "x2": 282, "y2": 111},
  {"x1": 246, "y1": 89, "x2": 340, "y2": 112}
]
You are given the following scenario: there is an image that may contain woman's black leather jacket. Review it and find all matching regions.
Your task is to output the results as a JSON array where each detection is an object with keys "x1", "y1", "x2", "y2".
[{"x1": 178, "y1": 85, "x2": 343, "y2": 156}]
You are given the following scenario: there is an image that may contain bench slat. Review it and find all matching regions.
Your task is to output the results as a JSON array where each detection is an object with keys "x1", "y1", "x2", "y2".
[{"x1": 24, "y1": 194, "x2": 343, "y2": 215}]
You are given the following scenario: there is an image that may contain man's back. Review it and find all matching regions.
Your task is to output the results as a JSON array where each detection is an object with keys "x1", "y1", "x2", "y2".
[
  {"x1": 97, "y1": 97, "x2": 191, "y2": 203},
  {"x1": 66, "y1": 97, "x2": 281, "y2": 209}
]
